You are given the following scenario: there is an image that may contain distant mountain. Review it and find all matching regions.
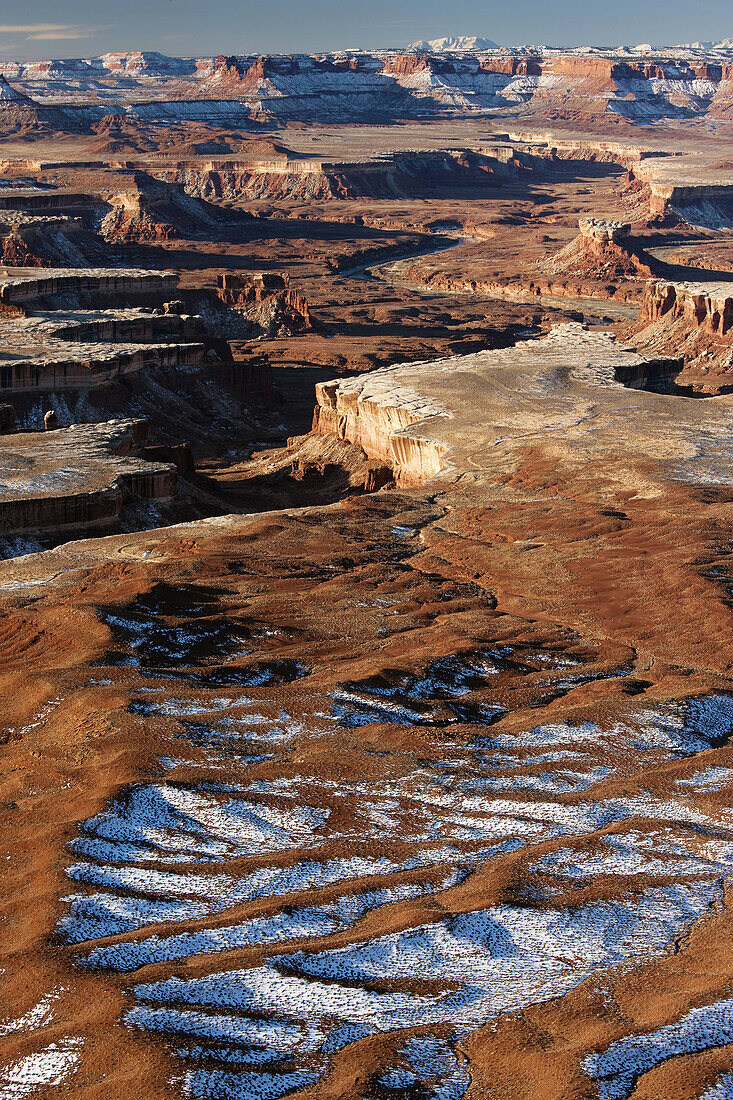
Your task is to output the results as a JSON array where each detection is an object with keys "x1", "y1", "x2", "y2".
[
  {"x1": 675, "y1": 38, "x2": 733, "y2": 50},
  {"x1": 0, "y1": 73, "x2": 72, "y2": 136},
  {"x1": 0, "y1": 74, "x2": 34, "y2": 105},
  {"x1": 408, "y1": 36, "x2": 499, "y2": 52}
]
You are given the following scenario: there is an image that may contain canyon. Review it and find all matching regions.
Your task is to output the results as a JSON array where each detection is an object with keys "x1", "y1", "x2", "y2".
[{"x1": 3, "y1": 33, "x2": 733, "y2": 1100}]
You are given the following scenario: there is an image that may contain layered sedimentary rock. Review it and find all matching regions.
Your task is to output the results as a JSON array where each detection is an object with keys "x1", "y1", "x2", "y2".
[
  {"x1": 168, "y1": 150, "x2": 509, "y2": 203},
  {"x1": 630, "y1": 159, "x2": 733, "y2": 224},
  {"x1": 217, "y1": 272, "x2": 311, "y2": 333},
  {"x1": 0, "y1": 334, "x2": 204, "y2": 395},
  {"x1": 0, "y1": 213, "x2": 88, "y2": 267},
  {"x1": 541, "y1": 217, "x2": 655, "y2": 282},
  {"x1": 313, "y1": 372, "x2": 449, "y2": 486},
  {"x1": 6, "y1": 48, "x2": 733, "y2": 126},
  {"x1": 640, "y1": 280, "x2": 733, "y2": 332},
  {"x1": 0, "y1": 418, "x2": 178, "y2": 536},
  {"x1": 99, "y1": 193, "x2": 178, "y2": 243},
  {"x1": 7, "y1": 42, "x2": 733, "y2": 1100},
  {"x1": 0, "y1": 308, "x2": 205, "y2": 395},
  {"x1": 0, "y1": 270, "x2": 209, "y2": 394},
  {"x1": 577, "y1": 217, "x2": 631, "y2": 243},
  {"x1": 5, "y1": 318, "x2": 733, "y2": 1100},
  {"x1": 0, "y1": 268, "x2": 178, "y2": 308},
  {"x1": 399, "y1": 262, "x2": 645, "y2": 305},
  {"x1": 628, "y1": 280, "x2": 733, "y2": 390},
  {"x1": 314, "y1": 325, "x2": 682, "y2": 485},
  {"x1": 0, "y1": 74, "x2": 70, "y2": 134}
]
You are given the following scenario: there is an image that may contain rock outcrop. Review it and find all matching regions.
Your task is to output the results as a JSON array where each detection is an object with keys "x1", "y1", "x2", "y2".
[
  {"x1": 0, "y1": 268, "x2": 179, "y2": 308},
  {"x1": 0, "y1": 74, "x2": 76, "y2": 135},
  {"x1": 0, "y1": 231, "x2": 48, "y2": 268},
  {"x1": 5, "y1": 46, "x2": 733, "y2": 128},
  {"x1": 541, "y1": 218, "x2": 655, "y2": 281},
  {"x1": 639, "y1": 281, "x2": 733, "y2": 332},
  {"x1": 314, "y1": 325, "x2": 683, "y2": 485},
  {"x1": 169, "y1": 150, "x2": 509, "y2": 203},
  {"x1": 312, "y1": 371, "x2": 450, "y2": 487},
  {"x1": 100, "y1": 193, "x2": 178, "y2": 243},
  {"x1": 0, "y1": 213, "x2": 88, "y2": 268},
  {"x1": 0, "y1": 418, "x2": 178, "y2": 537},
  {"x1": 628, "y1": 280, "x2": 733, "y2": 390},
  {"x1": 0, "y1": 269, "x2": 208, "y2": 394},
  {"x1": 217, "y1": 272, "x2": 312, "y2": 335}
]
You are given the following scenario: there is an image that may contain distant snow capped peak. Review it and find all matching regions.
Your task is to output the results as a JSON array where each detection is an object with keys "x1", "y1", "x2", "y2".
[
  {"x1": 675, "y1": 38, "x2": 733, "y2": 50},
  {"x1": 408, "y1": 36, "x2": 499, "y2": 52}
]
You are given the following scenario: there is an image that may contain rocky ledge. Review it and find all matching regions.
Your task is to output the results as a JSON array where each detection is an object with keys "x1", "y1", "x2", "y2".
[
  {"x1": 313, "y1": 325, "x2": 683, "y2": 486},
  {"x1": 639, "y1": 280, "x2": 733, "y2": 335},
  {"x1": 0, "y1": 268, "x2": 209, "y2": 394},
  {"x1": 0, "y1": 267, "x2": 178, "y2": 307},
  {"x1": 628, "y1": 280, "x2": 733, "y2": 391},
  {"x1": 0, "y1": 418, "x2": 181, "y2": 542},
  {"x1": 313, "y1": 370, "x2": 449, "y2": 486}
]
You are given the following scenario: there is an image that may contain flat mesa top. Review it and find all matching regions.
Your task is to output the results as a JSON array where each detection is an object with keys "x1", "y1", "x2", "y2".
[
  {"x1": 663, "y1": 281, "x2": 733, "y2": 299},
  {"x1": 0, "y1": 420, "x2": 174, "y2": 501},
  {"x1": 320, "y1": 324, "x2": 733, "y2": 488},
  {"x1": 0, "y1": 267, "x2": 178, "y2": 286}
]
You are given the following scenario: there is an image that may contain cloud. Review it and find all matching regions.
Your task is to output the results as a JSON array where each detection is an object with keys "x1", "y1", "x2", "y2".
[
  {"x1": 0, "y1": 24, "x2": 77, "y2": 33},
  {"x1": 0, "y1": 23, "x2": 101, "y2": 41},
  {"x1": 27, "y1": 30, "x2": 99, "y2": 40}
]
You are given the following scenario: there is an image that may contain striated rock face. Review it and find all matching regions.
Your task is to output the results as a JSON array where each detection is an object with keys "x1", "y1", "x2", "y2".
[
  {"x1": 639, "y1": 280, "x2": 733, "y2": 334},
  {"x1": 186, "y1": 50, "x2": 733, "y2": 124},
  {"x1": 0, "y1": 268, "x2": 179, "y2": 308},
  {"x1": 628, "y1": 281, "x2": 733, "y2": 391},
  {"x1": 0, "y1": 269, "x2": 209, "y2": 395},
  {"x1": 0, "y1": 231, "x2": 48, "y2": 267},
  {"x1": 312, "y1": 373, "x2": 449, "y2": 487},
  {"x1": 0, "y1": 74, "x2": 76, "y2": 135},
  {"x1": 217, "y1": 272, "x2": 312, "y2": 333},
  {"x1": 5, "y1": 47, "x2": 733, "y2": 128},
  {"x1": 169, "y1": 150, "x2": 508, "y2": 203}
]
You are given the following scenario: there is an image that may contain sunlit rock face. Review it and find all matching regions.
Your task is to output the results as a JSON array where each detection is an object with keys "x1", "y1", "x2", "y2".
[
  {"x1": 629, "y1": 281, "x2": 733, "y2": 390},
  {"x1": 3, "y1": 46, "x2": 733, "y2": 126}
]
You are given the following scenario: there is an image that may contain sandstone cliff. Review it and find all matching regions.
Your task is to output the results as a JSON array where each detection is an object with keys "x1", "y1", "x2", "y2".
[
  {"x1": 217, "y1": 272, "x2": 312, "y2": 335},
  {"x1": 627, "y1": 280, "x2": 733, "y2": 391},
  {"x1": 312, "y1": 373, "x2": 449, "y2": 487},
  {"x1": 541, "y1": 218, "x2": 655, "y2": 281}
]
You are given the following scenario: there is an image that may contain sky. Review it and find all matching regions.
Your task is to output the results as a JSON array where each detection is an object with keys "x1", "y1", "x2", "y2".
[{"x1": 0, "y1": 0, "x2": 730, "y2": 60}]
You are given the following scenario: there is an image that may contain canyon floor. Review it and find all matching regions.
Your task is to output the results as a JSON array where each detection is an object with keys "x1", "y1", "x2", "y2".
[{"x1": 4, "y1": 64, "x2": 733, "y2": 1100}]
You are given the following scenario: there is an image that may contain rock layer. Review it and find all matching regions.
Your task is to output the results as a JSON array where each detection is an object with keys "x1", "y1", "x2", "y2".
[
  {"x1": 628, "y1": 280, "x2": 733, "y2": 390},
  {"x1": 0, "y1": 419, "x2": 178, "y2": 537}
]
